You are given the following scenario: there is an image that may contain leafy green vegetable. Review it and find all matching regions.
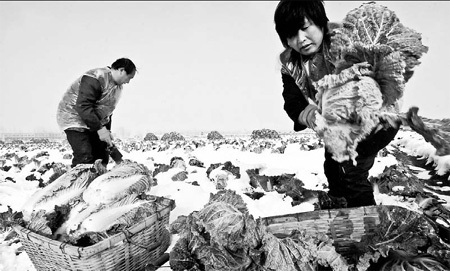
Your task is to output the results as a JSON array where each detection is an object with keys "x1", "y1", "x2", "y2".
[
  {"x1": 0, "y1": 206, "x2": 24, "y2": 232},
  {"x1": 354, "y1": 206, "x2": 450, "y2": 270},
  {"x1": 207, "y1": 189, "x2": 248, "y2": 214},
  {"x1": 313, "y1": 2, "x2": 428, "y2": 163},
  {"x1": 262, "y1": 229, "x2": 350, "y2": 271},
  {"x1": 327, "y1": 2, "x2": 428, "y2": 106},
  {"x1": 315, "y1": 68, "x2": 383, "y2": 163},
  {"x1": 169, "y1": 190, "x2": 349, "y2": 271}
]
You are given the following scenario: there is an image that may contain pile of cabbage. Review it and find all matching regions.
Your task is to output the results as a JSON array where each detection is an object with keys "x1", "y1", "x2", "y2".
[
  {"x1": 313, "y1": 2, "x2": 428, "y2": 164},
  {"x1": 169, "y1": 190, "x2": 349, "y2": 271},
  {"x1": 169, "y1": 190, "x2": 450, "y2": 271},
  {"x1": 161, "y1": 132, "x2": 186, "y2": 142},
  {"x1": 251, "y1": 129, "x2": 281, "y2": 140},
  {"x1": 206, "y1": 131, "x2": 225, "y2": 140}
]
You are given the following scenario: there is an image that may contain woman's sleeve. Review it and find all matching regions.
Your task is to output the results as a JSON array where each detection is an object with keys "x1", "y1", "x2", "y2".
[
  {"x1": 281, "y1": 73, "x2": 309, "y2": 131},
  {"x1": 75, "y1": 75, "x2": 103, "y2": 131}
]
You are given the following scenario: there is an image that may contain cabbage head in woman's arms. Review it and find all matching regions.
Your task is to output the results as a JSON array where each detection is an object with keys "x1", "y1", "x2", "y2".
[{"x1": 312, "y1": 2, "x2": 428, "y2": 164}]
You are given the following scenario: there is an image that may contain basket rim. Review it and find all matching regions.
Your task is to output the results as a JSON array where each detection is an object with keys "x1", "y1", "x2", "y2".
[
  {"x1": 12, "y1": 197, "x2": 175, "y2": 258},
  {"x1": 257, "y1": 204, "x2": 421, "y2": 225}
]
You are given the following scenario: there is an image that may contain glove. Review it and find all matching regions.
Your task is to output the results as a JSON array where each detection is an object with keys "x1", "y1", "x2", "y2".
[
  {"x1": 97, "y1": 126, "x2": 112, "y2": 146},
  {"x1": 298, "y1": 104, "x2": 320, "y2": 129}
]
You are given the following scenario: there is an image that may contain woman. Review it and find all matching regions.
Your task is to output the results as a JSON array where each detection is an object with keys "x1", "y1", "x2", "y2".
[{"x1": 274, "y1": 0, "x2": 399, "y2": 208}]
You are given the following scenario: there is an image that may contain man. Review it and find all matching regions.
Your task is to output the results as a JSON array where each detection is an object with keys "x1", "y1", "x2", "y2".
[{"x1": 57, "y1": 58, "x2": 136, "y2": 167}]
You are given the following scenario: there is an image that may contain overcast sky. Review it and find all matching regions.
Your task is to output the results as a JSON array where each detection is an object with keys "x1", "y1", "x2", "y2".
[{"x1": 1, "y1": 1, "x2": 448, "y2": 137}]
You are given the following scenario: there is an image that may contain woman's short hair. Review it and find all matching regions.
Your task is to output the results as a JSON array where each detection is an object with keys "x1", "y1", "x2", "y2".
[
  {"x1": 274, "y1": 0, "x2": 329, "y2": 48},
  {"x1": 111, "y1": 58, "x2": 137, "y2": 74}
]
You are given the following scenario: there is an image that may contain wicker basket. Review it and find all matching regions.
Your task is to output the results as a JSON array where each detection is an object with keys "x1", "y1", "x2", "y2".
[
  {"x1": 13, "y1": 196, "x2": 175, "y2": 271},
  {"x1": 258, "y1": 205, "x2": 435, "y2": 262}
]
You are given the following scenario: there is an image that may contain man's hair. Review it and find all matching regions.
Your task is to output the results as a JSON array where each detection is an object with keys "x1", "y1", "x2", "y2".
[
  {"x1": 274, "y1": 0, "x2": 329, "y2": 48},
  {"x1": 111, "y1": 58, "x2": 137, "y2": 74}
]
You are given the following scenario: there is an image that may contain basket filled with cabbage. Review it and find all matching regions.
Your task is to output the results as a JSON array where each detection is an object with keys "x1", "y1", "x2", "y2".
[{"x1": 13, "y1": 159, "x2": 175, "y2": 271}]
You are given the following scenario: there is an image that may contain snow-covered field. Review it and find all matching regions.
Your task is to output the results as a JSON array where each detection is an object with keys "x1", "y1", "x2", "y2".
[{"x1": 0, "y1": 129, "x2": 449, "y2": 271}]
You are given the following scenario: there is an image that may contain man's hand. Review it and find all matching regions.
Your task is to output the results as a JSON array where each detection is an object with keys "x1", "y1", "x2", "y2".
[{"x1": 97, "y1": 126, "x2": 113, "y2": 146}]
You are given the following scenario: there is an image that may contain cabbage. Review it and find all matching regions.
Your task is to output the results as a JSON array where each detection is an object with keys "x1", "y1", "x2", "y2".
[
  {"x1": 329, "y1": 2, "x2": 428, "y2": 94},
  {"x1": 314, "y1": 63, "x2": 383, "y2": 164},
  {"x1": 313, "y1": 2, "x2": 428, "y2": 163},
  {"x1": 354, "y1": 206, "x2": 450, "y2": 270}
]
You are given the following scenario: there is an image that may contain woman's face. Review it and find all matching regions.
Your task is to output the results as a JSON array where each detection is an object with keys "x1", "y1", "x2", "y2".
[{"x1": 287, "y1": 17, "x2": 324, "y2": 56}]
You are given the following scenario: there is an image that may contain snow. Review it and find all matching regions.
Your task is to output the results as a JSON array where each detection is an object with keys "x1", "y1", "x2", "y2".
[
  {"x1": 0, "y1": 129, "x2": 449, "y2": 271},
  {"x1": 395, "y1": 131, "x2": 450, "y2": 178}
]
